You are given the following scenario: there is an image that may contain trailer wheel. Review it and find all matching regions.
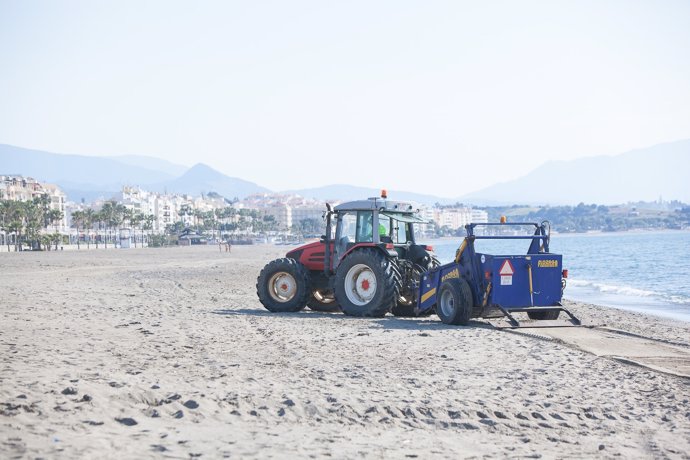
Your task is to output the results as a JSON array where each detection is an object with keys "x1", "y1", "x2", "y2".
[
  {"x1": 527, "y1": 310, "x2": 560, "y2": 320},
  {"x1": 436, "y1": 278, "x2": 473, "y2": 325},
  {"x1": 307, "y1": 289, "x2": 341, "y2": 312},
  {"x1": 335, "y1": 248, "x2": 399, "y2": 317},
  {"x1": 256, "y1": 258, "x2": 310, "y2": 312}
]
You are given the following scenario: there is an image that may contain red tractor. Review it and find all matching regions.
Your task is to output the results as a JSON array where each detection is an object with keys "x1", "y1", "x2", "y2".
[{"x1": 256, "y1": 192, "x2": 438, "y2": 317}]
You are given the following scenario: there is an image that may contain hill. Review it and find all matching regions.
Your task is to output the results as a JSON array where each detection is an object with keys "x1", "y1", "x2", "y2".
[
  {"x1": 0, "y1": 144, "x2": 269, "y2": 201},
  {"x1": 160, "y1": 163, "x2": 270, "y2": 199},
  {"x1": 461, "y1": 139, "x2": 690, "y2": 205},
  {"x1": 107, "y1": 154, "x2": 188, "y2": 177}
]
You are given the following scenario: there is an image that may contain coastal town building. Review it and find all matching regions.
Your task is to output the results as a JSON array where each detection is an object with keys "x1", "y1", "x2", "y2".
[
  {"x1": 426, "y1": 206, "x2": 489, "y2": 230},
  {"x1": 0, "y1": 175, "x2": 68, "y2": 247},
  {"x1": 237, "y1": 193, "x2": 328, "y2": 231}
]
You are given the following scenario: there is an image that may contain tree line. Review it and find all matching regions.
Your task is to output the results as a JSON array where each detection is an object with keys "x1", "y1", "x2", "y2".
[
  {"x1": 70, "y1": 201, "x2": 156, "y2": 249},
  {"x1": 0, "y1": 195, "x2": 64, "y2": 251}
]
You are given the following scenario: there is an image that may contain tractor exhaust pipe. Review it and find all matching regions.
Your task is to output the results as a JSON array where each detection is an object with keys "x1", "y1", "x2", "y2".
[{"x1": 324, "y1": 203, "x2": 333, "y2": 276}]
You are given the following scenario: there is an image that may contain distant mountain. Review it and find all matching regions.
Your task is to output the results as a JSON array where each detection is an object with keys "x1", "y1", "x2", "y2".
[
  {"x1": 4, "y1": 140, "x2": 688, "y2": 207},
  {"x1": 107, "y1": 154, "x2": 188, "y2": 177},
  {"x1": 285, "y1": 184, "x2": 457, "y2": 206},
  {"x1": 0, "y1": 144, "x2": 269, "y2": 201},
  {"x1": 160, "y1": 163, "x2": 270, "y2": 199},
  {"x1": 460, "y1": 139, "x2": 690, "y2": 205},
  {"x1": 0, "y1": 144, "x2": 175, "y2": 186}
]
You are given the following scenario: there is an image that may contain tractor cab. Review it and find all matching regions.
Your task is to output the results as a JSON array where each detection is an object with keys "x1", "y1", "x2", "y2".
[{"x1": 329, "y1": 195, "x2": 430, "y2": 270}]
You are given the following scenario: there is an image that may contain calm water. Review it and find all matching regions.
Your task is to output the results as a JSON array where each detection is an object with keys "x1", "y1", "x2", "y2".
[{"x1": 424, "y1": 230, "x2": 690, "y2": 322}]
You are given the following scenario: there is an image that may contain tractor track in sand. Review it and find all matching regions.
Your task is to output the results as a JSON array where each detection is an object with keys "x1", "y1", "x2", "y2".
[{"x1": 505, "y1": 325, "x2": 690, "y2": 379}]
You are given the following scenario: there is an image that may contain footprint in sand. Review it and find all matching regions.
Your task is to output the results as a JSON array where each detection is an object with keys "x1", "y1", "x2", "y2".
[
  {"x1": 183, "y1": 400, "x2": 199, "y2": 409},
  {"x1": 115, "y1": 417, "x2": 138, "y2": 426}
]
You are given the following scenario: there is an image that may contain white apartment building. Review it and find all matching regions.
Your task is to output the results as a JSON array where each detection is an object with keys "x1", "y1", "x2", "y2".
[
  {"x1": 427, "y1": 207, "x2": 489, "y2": 231},
  {"x1": 438, "y1": 207, "x2": 473, "y2": 229},
  {"x1": 291, "y1": 206, "x2": 325, "y2": 227},
  {"x1": 0, "y1": 175, "x2": 67, "y2": 231},
  {"x1": 116, "y1": 187, "x2": 232, "y2": 232},
  {"x1": 265, "y1": 205, "x2": 292, "y2": 230},
  {"x1": 238, "y1": 193, "x2": 329, "y2": 232},
  {"x1": 471, "y1": 209, "x2": 489, "y2": 224}
]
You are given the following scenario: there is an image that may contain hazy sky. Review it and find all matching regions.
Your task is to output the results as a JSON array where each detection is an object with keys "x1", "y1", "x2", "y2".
[{"x1": 1, "y1": 1, "x2": 689, "y2": 196}]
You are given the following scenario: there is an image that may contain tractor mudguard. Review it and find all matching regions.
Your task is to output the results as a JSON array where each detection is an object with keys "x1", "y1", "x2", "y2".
[
  {"x1": 417, "y1": 262, "x2": 463, "y2": 312},
  {"x1": 340, "y1": 243, "x2": 398, "y2": 262}
]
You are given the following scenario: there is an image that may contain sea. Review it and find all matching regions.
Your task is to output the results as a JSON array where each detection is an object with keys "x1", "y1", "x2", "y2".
[{"x1": 423, "y1": 230, "x2": 690, "y2": 323}]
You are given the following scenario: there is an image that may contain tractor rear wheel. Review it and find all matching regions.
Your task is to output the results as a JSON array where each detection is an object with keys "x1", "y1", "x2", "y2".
[
  {"x1": 436, "y1": 278, "x2": 473, "y2": 326},
  {"x1": 391, "y1": 261, "x2": 425, "y2": 317},
  {"x1": 334, "y1": 248, "x2": 399, "y2": 317},
  {"x1": 307, "y1": 289, "x2": 341, "y2": 312},
  {"x1": 256, "y1": 258, "x2": 310, "y2": 312},
  {"x1": 391, "y1": 256, "x2": 440, "y2": 317},
  {"x1": 527, "y1": 310, "x2": 560, "y2": 320}
]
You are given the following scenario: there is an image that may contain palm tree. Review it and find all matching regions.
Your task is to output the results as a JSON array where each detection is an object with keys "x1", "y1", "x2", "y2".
[
  {"x1": 84, "y1": 208, "x2": 95, "y2": 249},
  {"x1": 100, "y1": 201, "x2": 116, "y2": 248},
  {"x1": 71, "y1": 210, "x2": 84, "y2": 249},
  {"x1": 47, "y1": 209, "x2": 63, "y2": 250},
  {"x1": 115, "y1": 204, "x2": 131, "y2": 247},
  {"x1": 193, "y1": 209, "x2": 205, "y2": 233},
  {"x1": 93, "y1": 209, "x2": 105, "y2": 249},
  {"x1": 0, "y1": 200, "x2": 23, "y2": 251},
  {"x1": 130, "y1": 212, "x2": 143, "y2": 248},
  {"x1": 0, "y1": 200, "x2": 10, "y2": 251},
  {"x1": 178, "y1": 204, "x2": 193, "y2": 229},
  {"x1": 24, "y1": 199, "x2": 45, "y2": 250},
  {"x1": 143, "y1": 214, "x2": 155, "y2": 246}
]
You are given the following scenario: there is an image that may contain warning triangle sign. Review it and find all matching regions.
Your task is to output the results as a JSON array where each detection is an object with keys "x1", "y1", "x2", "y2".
[{"x1": 499, "y1": 259, "x2": 514, "y2": 276}]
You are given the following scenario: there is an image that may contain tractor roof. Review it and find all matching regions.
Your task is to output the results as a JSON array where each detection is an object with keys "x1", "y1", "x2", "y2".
[{"x1": 334, "y1": 198, "x2": 418, "y2": 214}]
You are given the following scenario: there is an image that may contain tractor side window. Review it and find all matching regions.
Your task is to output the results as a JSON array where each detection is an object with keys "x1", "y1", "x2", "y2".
[
  {"x1": 355, "y1": 211, "x2": 374, "y2": 242},
  {"x1": 340, "y1": 213, "x2": 357, "y2": 243}
]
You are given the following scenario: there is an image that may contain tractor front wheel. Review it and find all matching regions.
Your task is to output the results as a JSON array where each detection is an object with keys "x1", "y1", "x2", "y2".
[
  {"x1": 436, "y1": 278, "x2": 473, "y2": 325},
  {"x1": 335, "y1": 249, "x2": 399, "y2": 317},
  {"x1": 256, "y1": 258, "x2": 310, "y2": 312}
]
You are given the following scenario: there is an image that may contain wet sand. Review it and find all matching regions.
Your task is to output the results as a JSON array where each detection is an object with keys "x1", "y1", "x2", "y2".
[{"x1": 1, "y1": 245, "x2": 689, "y2": 458}]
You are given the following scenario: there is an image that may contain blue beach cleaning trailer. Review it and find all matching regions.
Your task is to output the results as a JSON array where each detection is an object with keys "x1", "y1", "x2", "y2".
[{"x1": 418, "y1": 221, "x2": 579, "y2": 327}]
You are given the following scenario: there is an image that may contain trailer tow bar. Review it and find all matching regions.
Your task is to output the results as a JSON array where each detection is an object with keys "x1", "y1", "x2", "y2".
[{"x1": 494, "y1": 303, "x2": 582, "y2": 328}]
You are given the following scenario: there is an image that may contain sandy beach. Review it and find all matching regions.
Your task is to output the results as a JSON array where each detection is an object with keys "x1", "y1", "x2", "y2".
[{"x1": 1, "y1": 245, "x2": 689, "y2": 459}]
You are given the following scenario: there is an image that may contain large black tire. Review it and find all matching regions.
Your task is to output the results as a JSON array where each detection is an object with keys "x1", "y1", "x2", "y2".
[
  {"x1": 423, "y1": 255, "x2": 441, "y2": 317},
  {"x1": 334, "y1": 248, "x2": 399, "y2": 317},
  {"x1": 527, "y1": 310, "x2": 560, "y2": 320},
  {"x1": 256, "y1": 258, "x2": 310, "y2": 312},
  {"x1": 436, "y1": 278, "x2": 473, "y2": 325},
  {"x1": 391, "y1": 261, "x2": 424, "y2": 317},
  {"x1": 392, "y1": 255, "x2": 441, "y2": 317},
  {"x1": 307, "y1": 289, "x2": 341, "y2": 312}
]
